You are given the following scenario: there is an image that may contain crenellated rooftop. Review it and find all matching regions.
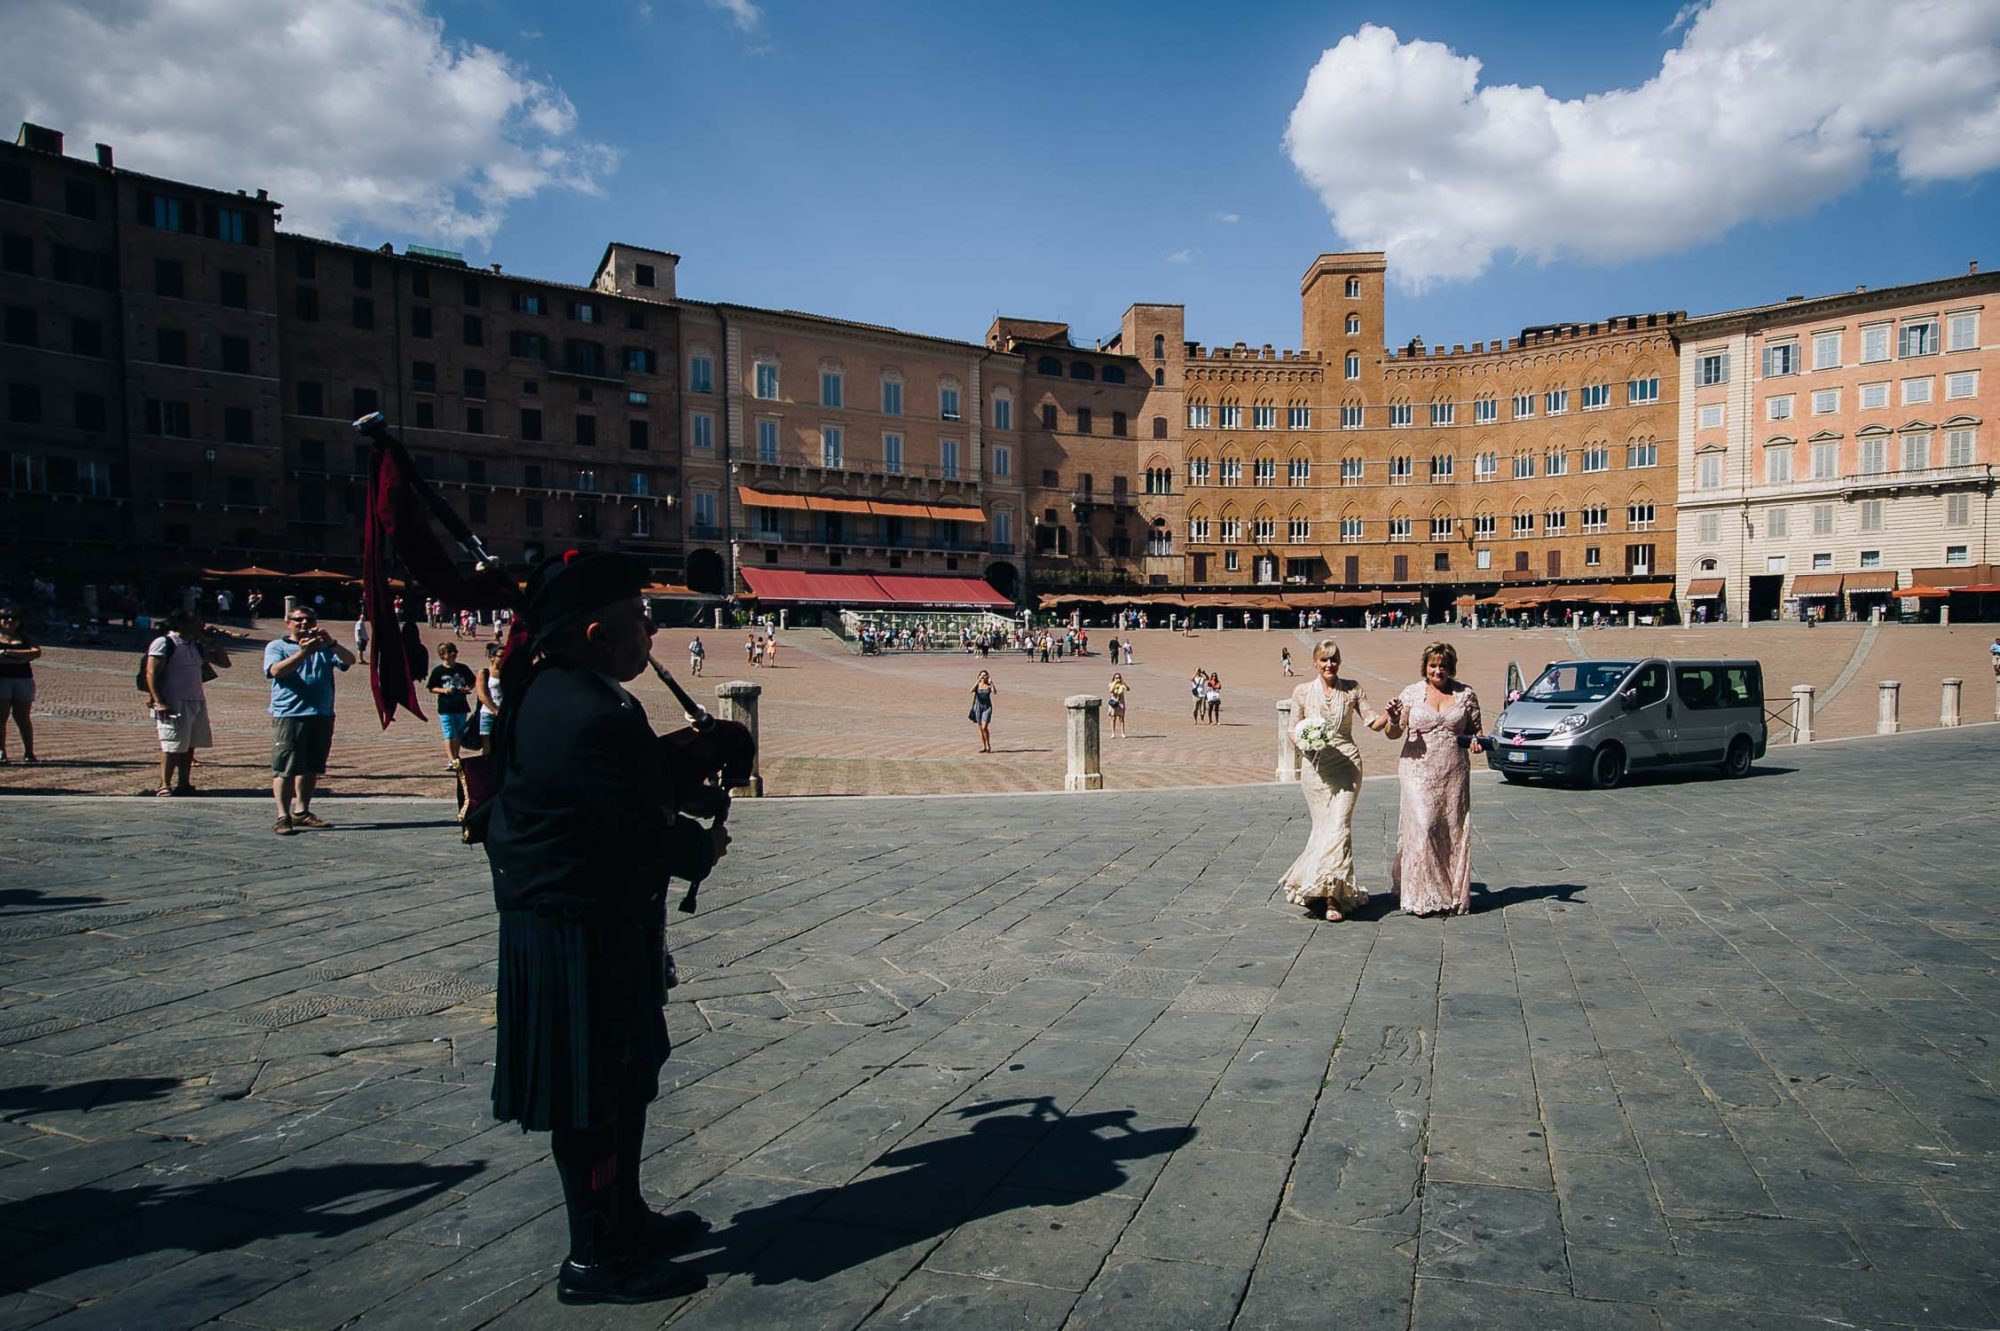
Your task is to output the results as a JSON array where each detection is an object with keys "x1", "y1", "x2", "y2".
[
  {"x1": 1184, "y1": 341, "x2": 1323, "y2": 364},
  {"x1": 1384, "y1": 312, "x2": 1682, "y2": 362}
]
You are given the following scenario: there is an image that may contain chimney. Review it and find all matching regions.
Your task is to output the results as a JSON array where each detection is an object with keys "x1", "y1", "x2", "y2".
[
  {"x1": 1973, "y1": 260, "x2": 1981, "y2": 275},
  {"x1": 94, "y1": 143, "x2": 113, "y2": 169}
]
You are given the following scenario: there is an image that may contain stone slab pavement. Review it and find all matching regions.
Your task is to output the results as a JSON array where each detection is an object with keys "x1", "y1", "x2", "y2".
[{"x1": 0, "y1": 726, "x2": 1996, "y2": 1328}]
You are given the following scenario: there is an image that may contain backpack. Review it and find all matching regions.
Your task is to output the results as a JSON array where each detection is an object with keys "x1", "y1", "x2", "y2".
[{"x1": 136, "y1": 635, "x2": 174, "y2": 693}]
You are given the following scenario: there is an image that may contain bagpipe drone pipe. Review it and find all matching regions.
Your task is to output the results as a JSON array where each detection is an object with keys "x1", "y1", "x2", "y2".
[{"x1": 354, "y1": 412, "x2": 753, "y2": 909}]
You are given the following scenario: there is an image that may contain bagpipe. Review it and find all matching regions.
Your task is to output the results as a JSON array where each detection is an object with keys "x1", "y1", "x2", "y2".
[{"x1": 353, "y1": 413, "x2": 753, "y2": 910}]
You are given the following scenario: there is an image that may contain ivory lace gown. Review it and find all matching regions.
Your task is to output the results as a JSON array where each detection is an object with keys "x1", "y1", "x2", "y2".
[
  {"x1": 1390, "y1": 682, "x2": 1482, "y2": 916},
  {"x1": 1279, "y1": 678, "x2": 1380, "y2": 913}
]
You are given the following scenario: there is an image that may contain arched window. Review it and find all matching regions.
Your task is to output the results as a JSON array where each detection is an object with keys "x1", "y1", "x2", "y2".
[
  {"x1": 1102, "y1": 365, "x2": 1126, "y2": 384},
  {"x1": 1345, "y1": 313, "x2": 1360, "y2": 335},
  {"x1": 1154, "y1": 368, "x2": 1164, "y2": 386},
  {"x1": 1153, "y1": 334, "x2": 1165, "y2": 359},
  {"x1": 1036, "y1": 355, "x2": 1061, "y2": 376},
  {"x1": 1069, "y1": 361, "x2": 1095, "y2": 381},
  {"x1": 1152, "y1": 416, "x2": 1168, "y2": 440},
  {"x1": 1344, "y1": 352, "x2": 1360, "y2": 380}
]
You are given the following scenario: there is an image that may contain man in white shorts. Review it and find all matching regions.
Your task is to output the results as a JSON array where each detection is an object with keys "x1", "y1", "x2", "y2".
[{"x1": 145, "y1": 610, "x2": 229, "y2": 796}]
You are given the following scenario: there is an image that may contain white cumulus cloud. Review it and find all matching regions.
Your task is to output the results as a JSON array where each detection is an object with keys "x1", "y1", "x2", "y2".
[
  {"x1": 1283, "y1": 1, "x2": 2000, "y2": 289},
  {"x1": 0, "y1": 0, "x2": 618, "y2": 248}
]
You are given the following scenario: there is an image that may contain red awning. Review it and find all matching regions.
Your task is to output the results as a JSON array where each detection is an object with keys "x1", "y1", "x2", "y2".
[
  {"x1": 738, "y1": 568, "x2": 899, "y2": 605},
  {"x1": 873, "y1": 575, "x2": 1013, "y2": 608}
]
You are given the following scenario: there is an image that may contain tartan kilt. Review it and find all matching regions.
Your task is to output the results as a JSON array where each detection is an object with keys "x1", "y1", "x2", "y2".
[{"x1": 491, "y1": 906, "x2": 670, "y2": 1132}]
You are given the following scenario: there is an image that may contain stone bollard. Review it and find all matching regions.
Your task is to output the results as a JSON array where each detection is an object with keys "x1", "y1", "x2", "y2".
[
  {"x1": 1940, "y1": 605, "x2": 1950, "y2": 627},
  {"x1": 1216, "y1": 613, "x2": 1226, "y2": 632},
  {"x1": 1064, "y1": 695, "x2": 1103, "y2": 791},
  {"x1": 1877, "y1": 680, "x2": 1900, "y2": 735},
  {"x1": 1791, "y1": 684, "x2": 1815, "y2": 743},
  {"x1": 1626, "y1": 610, "x2": 1636, "y2": 629},
  {"x1": 1275, "y1": 699, "x2": 1300, "y2": 783},
  {"x1": 1941, "y1": 677, "x2": 1962, "y2": 727},
  {"x1": 1262, "y1": 613, "x2": 1271, "y2": 631},
  {"x1": 714, "y1": 680, "x2": 764, "y2": 797},
  {"x1": 713, "y1": 606, "x2": 724, "y2": 630},
  {"x1": 779, "y1": 609, "x2": 788, "y2": 631}
]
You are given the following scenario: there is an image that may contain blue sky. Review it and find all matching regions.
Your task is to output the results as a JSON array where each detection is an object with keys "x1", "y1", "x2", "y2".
[{"x1": 9, "y1": 0, "x2": 1999, "y2": 352}]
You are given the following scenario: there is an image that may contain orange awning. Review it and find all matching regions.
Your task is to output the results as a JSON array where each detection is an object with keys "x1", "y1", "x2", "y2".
[
  {"x1": 291, "y1": 568, "x2": 350, "y2": 581},
  {"x1": 1891, "y1": 584, "x2": 1951, "y2": 598},
  {"x1": 739, "y1": 487, "x2": 810, "y2": 512},
  {"x1": 1843, "y1": 570, "x2": 1898, "y2": 594},
  {"x1": 925, "y1": 506, "x2": 986, "y2": 524},
  {"x1": 804, "y1": 495, "x2": 875, "y2": 516},
  {"x1": 1686, "y1": 578, "x2": 1725, "y2": 598},
  {"x1": 1600, "y1": 582, "x2": 1677, "y2": 605},
  {"x1": 1791, "y1": 573, "x2": 1845, "y2": 596}
]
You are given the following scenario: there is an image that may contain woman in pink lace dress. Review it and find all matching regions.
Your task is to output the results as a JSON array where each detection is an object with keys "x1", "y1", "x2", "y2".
[
  {"x1": 1383, "y1": 642, "x2": 1484, "y2": 916},
  {"x1": 1280, "y1": 640, "x2": 1395, "y2": 921}
]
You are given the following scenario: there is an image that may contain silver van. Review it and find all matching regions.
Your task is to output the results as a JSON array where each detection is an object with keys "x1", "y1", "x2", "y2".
[{"x1": 1486, "y1": 658, "x2": 1767, "y2": 788}]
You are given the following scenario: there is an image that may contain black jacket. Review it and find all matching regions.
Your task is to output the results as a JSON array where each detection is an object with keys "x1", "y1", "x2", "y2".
[{"x1": 485, "y1": 662, "x2": 714, "y2": 913}]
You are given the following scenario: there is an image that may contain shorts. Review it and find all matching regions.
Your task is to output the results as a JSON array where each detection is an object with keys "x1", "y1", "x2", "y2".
[
  {"x1": 272, "y1": 714, "x2": 335, "y2": 777},
  {"x1": 0, "y1": 676, "x2": 33, "y2": 705},
  {"x1": 479, "y1": 709, "x2": 496, "y2": 736},
  {"x1": 440, "y1": 712, "x2": 471, "y2": 741},
  {"x1": 156, "y1": 698, "x2": 213, "y2": 753}
]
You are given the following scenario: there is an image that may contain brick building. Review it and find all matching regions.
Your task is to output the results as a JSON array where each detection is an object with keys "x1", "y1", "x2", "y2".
[
  {"x1": 678, "y1": 302, "x2": 1027, "y2": 606},
  {"x1": 1674, "y1": 269, "x2": 1999, "y2": 622},
  {"x1": 1013, "y1": 254, "x2": 1681, "y2": 621},
  {"x1": 1, "y1": 123, "x2": 286, "y2": 581},
  {"x1": 274, "y1": 234, "x2": 684, "y2": 577}
]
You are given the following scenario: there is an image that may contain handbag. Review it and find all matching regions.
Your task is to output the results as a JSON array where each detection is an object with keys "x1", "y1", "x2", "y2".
[
  {"x1": 968, "y1": 705, "x2": 979, "y2": 722},
  {"x1": 454, "y1": 754, "x2": 498, "y2": 845}
]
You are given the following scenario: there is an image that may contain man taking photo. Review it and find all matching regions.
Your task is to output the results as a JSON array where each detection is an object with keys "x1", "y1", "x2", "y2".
[{"x1": 265, "y1": 606, "x2": 355, "y2": 835}]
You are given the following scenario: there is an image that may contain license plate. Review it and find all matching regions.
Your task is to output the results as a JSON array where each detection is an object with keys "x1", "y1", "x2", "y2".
[{"x1": 1506, "y1": 751, "x2": 1526, "y2": 764}]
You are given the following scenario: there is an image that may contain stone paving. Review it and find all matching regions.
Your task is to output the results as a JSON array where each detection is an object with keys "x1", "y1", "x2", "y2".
[
  {"x1": 3, "y1": 617, "x2": 1996, "y2": 798},
  {"x1": 1, "y1": 727, "x2": 1997, "y2": 1328}
]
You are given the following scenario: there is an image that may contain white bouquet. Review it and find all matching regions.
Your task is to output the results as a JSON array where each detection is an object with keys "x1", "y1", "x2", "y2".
[{"x1": 1292, "y1": 715, "x2": 1334, "y2": 756}]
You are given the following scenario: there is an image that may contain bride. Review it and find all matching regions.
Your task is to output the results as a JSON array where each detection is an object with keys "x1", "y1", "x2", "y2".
[{"x1": 1280, "y1": 639, "x2": 1394, "y2": 921}]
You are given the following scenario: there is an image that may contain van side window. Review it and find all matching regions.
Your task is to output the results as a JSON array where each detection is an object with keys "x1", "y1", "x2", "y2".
[
  {"x1": 1674, "y1": 667, "x2": 1718, "y2": 709},
  {"x1": 1721, "y1": 667, "x2": 1760, "y2": 707},
  {"x1": 1627, "y1": 664, "x2": 1668, "y2": 706}
]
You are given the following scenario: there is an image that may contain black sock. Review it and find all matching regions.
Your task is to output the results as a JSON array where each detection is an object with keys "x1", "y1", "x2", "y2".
[
  {"x1": 551, "y1": 1123, "x2": 620, "y2": 1264},
  {"x1": 614, "y1": 1112, "x2": 648, "y2": 1222}
]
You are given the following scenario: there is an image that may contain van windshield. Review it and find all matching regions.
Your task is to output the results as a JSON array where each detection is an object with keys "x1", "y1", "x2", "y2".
[{"x1": 1521, "y1": 661, "x2": 1638, "y2": 704}]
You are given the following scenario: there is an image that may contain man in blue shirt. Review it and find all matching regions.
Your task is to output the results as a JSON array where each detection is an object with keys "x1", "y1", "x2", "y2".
[{"x1": 265, "y1": 606, "x2": 356, "y2": 835}]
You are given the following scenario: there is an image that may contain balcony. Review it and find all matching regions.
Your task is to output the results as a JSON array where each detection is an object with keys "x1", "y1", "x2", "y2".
[
  {"x1": 1069, "y1": 489, "x2": 1139, "y2": 512},
  {"x1": 988, "y1": 541, "x2": 1016, "y2": 556},
  {"x1": 742, "y1": 450, "x2": 980, "y2": 486},
  {"x1": 1681, "y1": 462, "x2": 1993, "y2": 507}
]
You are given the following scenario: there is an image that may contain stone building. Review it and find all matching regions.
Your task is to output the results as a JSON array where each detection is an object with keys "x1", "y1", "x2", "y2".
[
  {"x1": 678, "y1": 302, "x2": 1027, "y2": 606},
  {"x1": 1, "y1": 123, "x2": 286, "y2": 580},
  {"x1": 1674, "y1": 269, "x2": 1999, "y2": 622}
]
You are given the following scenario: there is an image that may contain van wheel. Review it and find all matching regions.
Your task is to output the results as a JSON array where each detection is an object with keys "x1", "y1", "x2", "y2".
[
  {"x1": 1722, "y1": 736, "x2": 1753, "y2": 778},
  {"x1": 1589, "y1": 744, "x2": 1626, "y2": 789}
]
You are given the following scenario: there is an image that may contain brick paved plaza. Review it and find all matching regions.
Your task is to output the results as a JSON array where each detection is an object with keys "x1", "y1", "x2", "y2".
[
  {"x1": 1, "y1": 724, "x2": 1996, "y2": 1328},
  {"x1": 2, "y1": 619, "x2": 1995, "y2": 798}
]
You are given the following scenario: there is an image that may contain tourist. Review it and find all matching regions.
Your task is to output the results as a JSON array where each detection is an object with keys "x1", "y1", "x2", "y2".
[
  {"x1": 354, "y1": 614, "x2": 370, "y2": 662},
  {"x1": 473, "y1": 641, "x2": 505, "y2": 749},
  {"x1": 745, "y1": 633, "x2": 758, "y2": 666},
  {"x1": 427, "y1": 642, "x2": 478, "y2": 770},
  {"x1": 764, "y1": 634, "x2": 778, "y2": 667},
  {"x1": 1280, "y1": 639, "x2": 1392, "y2": 921},
  {"x1": 688, "y1": 635, "x2": 705, "y2": 677},
  {"x1": 1108, "y1": 634, "x2": 1120, "y2": 666},
  {"x1": 1382, "y1": 642, "x2": 1484, "y2": 916},
  {"x1": 1107, "y1": 671, "x2": 1129, "y2": 738},
  {"x1": 1191, "y1": 669, "x2": 1207, "y2": 720},
  {"x1": 969, "y1": 669, "x2": 996, "y2": 753},
  {"x1": 145, "y1": 610, "x2": 230, "y2": 796},
  {"x1": 0, "y1": 606, "x2": 41, "y2": 764},
  {"x1": 1281, "y1": 646, "x2": 1295, "y2": 677},
  {"x1": 1205, "y1": 671, "x2": 1223, "y2": 725},
  {"x1": 1122, "y1": 639, "x2": 1133, "y2": 666},
  {"x1": 265, "y1": 606, "x2": 355, "y2": 835}
]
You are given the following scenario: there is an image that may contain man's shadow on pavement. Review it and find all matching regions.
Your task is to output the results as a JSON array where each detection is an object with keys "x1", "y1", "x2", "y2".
[
  {"x1": 0, "y1": 1160, "x2": 483, "y2": 1293},
  {"x1": 683, "y1": 1095, "x2": 1194, "y2": 1286}
]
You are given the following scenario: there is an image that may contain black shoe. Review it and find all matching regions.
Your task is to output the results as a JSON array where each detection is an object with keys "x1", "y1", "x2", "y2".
[{"x1": 556, "y1": 1254, "x2": 706, "y2": 1305}]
